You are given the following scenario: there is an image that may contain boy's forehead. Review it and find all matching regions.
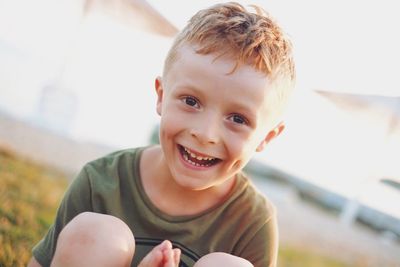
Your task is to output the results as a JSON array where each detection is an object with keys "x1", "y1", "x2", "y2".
[{"x1": 170, "y1": 44, "x2": 268, "y2": 80}]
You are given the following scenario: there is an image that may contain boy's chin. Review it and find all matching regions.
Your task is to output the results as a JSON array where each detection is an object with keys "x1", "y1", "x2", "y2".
[{"x1": 171, "y1": 174, "x2": 214, "y2": 191}]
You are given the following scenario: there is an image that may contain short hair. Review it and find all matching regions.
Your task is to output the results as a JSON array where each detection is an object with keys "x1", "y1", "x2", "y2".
[{"x1": 163, "y1": 2, "x2": 295, "y2": 86}]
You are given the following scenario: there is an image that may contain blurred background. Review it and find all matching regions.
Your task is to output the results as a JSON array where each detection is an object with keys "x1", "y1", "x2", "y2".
[{"x1": 0, "y1": 0, "x2": 399, "y2": 266}]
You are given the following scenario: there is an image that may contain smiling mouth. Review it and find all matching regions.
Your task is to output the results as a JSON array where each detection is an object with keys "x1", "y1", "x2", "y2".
[{"x1": 178, "y1": 145, "x2": 221, "y2": 167}]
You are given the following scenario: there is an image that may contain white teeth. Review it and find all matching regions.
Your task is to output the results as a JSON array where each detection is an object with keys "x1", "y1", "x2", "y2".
[
  {"x1": 182, "y1": 146, "x2": 216, "y2": 167},
  {"x1": 184, "y1": 147, "x2": 215, "y2": 161}
]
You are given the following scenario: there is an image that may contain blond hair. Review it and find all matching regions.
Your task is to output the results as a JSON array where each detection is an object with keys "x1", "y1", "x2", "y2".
[{"x1": 163, "y1": 2, "x2": 295, "y2": 86}]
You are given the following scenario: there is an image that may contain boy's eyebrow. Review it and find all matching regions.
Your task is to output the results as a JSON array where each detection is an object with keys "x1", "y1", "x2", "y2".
[{"x1": 175, "y1": 83, "x2": 204, "y2": 97}]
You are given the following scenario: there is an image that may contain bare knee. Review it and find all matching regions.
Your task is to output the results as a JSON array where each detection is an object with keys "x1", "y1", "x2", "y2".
[
  {"x1": 194, "y1": 252, "x2": 253, "y2": 267},
  {"x1": 51, "y1": 212, "x2": 135, "y2": 267}
]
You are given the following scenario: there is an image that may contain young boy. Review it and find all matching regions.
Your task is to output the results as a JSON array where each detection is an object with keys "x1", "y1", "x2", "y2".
[{"x1": 28, "y1": 2, "x2": 295, "y2": 267}]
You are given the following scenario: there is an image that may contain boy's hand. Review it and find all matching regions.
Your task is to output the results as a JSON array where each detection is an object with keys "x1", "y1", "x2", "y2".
[{"x1": 138, "y1": 240, "x2": 181, "y2": 267}]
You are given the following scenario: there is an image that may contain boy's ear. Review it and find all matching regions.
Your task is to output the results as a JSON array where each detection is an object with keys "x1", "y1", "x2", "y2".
[
  {"x1": 155, "y1": 76, "x2": 163, "y2": 116},
  {"x1": 256, "y1": 122, "x2": 285, "y2": 152}
]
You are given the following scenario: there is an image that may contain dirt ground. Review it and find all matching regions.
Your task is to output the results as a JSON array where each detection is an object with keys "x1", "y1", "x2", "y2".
[{"x1": 250, "y1": 173, "x2": 400, "y2": 267}]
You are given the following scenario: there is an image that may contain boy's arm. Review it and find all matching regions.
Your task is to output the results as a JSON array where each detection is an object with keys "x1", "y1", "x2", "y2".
[
  {"x1": 239, "y1": 214, "x2": 279, "y2": 267},
  {"x1": 31, "y1": 165, "x2": 93, "y2": 266}
]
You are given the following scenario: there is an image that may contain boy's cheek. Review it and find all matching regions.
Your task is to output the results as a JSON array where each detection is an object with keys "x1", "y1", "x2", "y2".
[{"x1": 228, "y1": 137, "x2": 256, "y2": 157}]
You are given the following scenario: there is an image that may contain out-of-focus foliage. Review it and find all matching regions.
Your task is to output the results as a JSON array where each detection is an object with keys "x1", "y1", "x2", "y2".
[
  {"x1": 279, "y1": 246, "x2": 353, "y2": 267},
  {"x1": 0, "y1": 148, "x2": 68, "y2": 267}
]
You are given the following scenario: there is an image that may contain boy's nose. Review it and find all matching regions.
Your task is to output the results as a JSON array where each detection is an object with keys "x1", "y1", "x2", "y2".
[{"x1": 189, "y1": 117, "x2": 220, "y2": 145}]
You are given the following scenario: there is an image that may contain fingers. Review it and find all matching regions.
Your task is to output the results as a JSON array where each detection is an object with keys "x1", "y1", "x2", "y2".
[
  {"x1": 159, "y1": 240, "x2": 173, "y2": 251},
  {"x1": 138, "y1": 240, "x2": 181, "y2": 267},
  {"x1": 138, "y1": 248, "x2": 163, "y2": 267},
  {"x1": 173, "y1": 248, "x2": 181, "y2": 266},
  {"x1": 138, "y1": 240, "x2": 170, "y2": 267},
  {"x1": 161, "y1": 241, "x2": 181, "y2": 267}
]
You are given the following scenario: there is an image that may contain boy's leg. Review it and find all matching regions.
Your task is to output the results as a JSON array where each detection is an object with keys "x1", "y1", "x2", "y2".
[
  {"x1": 51, "y1": 212, "x2": 135, "y2": 267},
  {"x1": 194, "y1": 252, "x2": 254, "y2": 267}
]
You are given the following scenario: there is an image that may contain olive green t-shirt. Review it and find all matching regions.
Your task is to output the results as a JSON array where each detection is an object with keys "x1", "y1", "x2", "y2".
[{"x1": 32, "y1": 147, "x2": 278, "y2": 267}]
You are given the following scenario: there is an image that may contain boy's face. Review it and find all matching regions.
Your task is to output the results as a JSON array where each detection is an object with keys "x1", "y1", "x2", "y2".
[{"x1": 155, "y1": 45, "x2": 284, "y2": 191}]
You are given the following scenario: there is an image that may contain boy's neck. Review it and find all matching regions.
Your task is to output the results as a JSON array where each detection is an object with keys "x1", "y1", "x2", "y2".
[{"x1": 140, "y1": 145, "x2": 236, "y2": 217}]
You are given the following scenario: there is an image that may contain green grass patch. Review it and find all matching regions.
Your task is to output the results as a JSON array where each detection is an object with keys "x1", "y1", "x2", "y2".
[
  {"x1": 0, "y1": 148, "x2": 68, "y2": 267},
  {"x1": 278, "y1": 245, "x2": 353, "y2": 267}
]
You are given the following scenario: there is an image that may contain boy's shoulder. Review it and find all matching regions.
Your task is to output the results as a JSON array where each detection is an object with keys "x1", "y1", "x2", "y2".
[
  {"x1": 85, "y1": 146, "x2": 145, "y2": 169},
  {"x1": 227, "y1": 172, "x2": 276, "y2": 222},
  {"x1": 80, "y1": 147, "x2": 146, "y2": 181}
]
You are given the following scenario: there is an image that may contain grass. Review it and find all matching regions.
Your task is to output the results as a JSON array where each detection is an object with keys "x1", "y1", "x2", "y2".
[
  {"x1": 0, "y1": 147, "x2": 355, "y2": 267},
  {"x1": 278, "y1": 246, "x2": 352, "y2": 267},
  {"x1": 0, "y1": 148, "x2": 68, "y2": 267}
]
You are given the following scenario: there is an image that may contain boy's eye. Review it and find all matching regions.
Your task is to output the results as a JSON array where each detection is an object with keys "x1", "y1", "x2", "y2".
[
  {"x1": 229, "y1": 114, "x2": 248, "y2": 125},
  {"x1": 182, "y1": 96, "x2": 199, "y2": 108}
]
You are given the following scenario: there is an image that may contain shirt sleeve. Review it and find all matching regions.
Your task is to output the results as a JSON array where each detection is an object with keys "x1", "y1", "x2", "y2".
[
  {"x1": 238, "y1": 212, "x2": 279, "y2": 267},
  {"x1": 32, "y1": 166, "x2": 93, "y2": 267}
]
